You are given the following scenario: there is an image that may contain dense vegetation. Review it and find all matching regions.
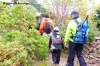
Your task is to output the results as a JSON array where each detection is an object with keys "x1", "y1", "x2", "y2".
[
  {"x1": 0, "y1": 2, "x2": 49, "y2": 66},
  {"x1": 0, "y1": 0, "x2": 100, "y2": 66},
  {"x1": 94, "y1": 8, "x2": 100, "y2": 31}
]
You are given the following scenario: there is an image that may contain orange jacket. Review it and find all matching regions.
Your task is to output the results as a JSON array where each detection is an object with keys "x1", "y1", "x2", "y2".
[{"x1": 39, "y1": 19, "x2": 54, "y2": 34}]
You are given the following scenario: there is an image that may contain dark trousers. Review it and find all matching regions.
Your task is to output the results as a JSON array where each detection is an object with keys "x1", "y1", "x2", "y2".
[
  {"x1": 52, "y1": 49, "x2": 61, "y2": 64},
  {"x1": 66, "y1": 42, "x2": 87, "y2": 66}
]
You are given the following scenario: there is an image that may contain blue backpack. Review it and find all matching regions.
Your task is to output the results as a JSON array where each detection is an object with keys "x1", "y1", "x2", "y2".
[{"x1": 72, "y1": 16, "x2": 89, "y2": 44}]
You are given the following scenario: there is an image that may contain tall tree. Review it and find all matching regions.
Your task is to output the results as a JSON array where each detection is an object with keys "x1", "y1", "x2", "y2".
[
  {"x1": 44, "y1": 0, "x2": 73, "y2": 28},
  {"x1": 44, "y1": 0, "x2": 100, "y2": 28},
  {"x1": 27, "y1": 0, "x2": 46, "y2": 13},
  {"x1": 13, "y1": 0, "x2": 18, "y2": 2}
]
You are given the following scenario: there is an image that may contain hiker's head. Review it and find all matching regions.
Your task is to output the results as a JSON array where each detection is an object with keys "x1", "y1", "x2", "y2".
[
  {"x1": 44, "y1": 13, "x2": 49, "y2": 18},
  {"x1": 53, "y1": 26, "x2": 59, "y2": 32},
  {"x1": 71, "y1": 10, "x2": 79, "y2": 19}
]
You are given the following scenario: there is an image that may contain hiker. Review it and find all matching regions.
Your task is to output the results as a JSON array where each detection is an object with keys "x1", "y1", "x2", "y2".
[
  {"x1": 49, "y1": 26, "x2": 64, "y2": 65},
  {"x1": 64, "y1": 10, "x2": 88, "y2": 66},
  {"x1": 36, "y1": 14, "x2": 44, "y2": 30},
  {"x1": 36, "y1": 17, "x2": 43, "y2": 30},
  {"x1": 39, "y1": 14, "x2": 54, "y2": 35}
]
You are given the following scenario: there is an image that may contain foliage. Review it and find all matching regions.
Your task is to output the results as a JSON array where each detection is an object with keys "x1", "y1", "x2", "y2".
[
  {"x1": 13, "y1": 0, "x2": 18, "y2": 2},
  {"x1": 44, "y1": 0, "x2": 100, "y2": 29},
  {"x1": 27, "y1": 0, "x2": 47, "y2": 13},
  {"x1": 60, "y1": 20, "x2": 69, "y2": 38},
  {"x1": 0, "y1": 41, "x2": 27, "y2": 66},
  {"x1": 87, "y1": 19, "x2": 100, "y2": 42},
  {"x1": 0, "y1": 3, "x2": 49, "y2": 66},
  {"x1": 96, "y1": 9, "x2": 100, "y2": 18},
  {"x1": 44, "y1": 0, "x2": 73, "y2": 28},
  {"x1": 88, "y1": 20, "x2": 100, "y2": 36},
  {"x1": 94, "y1": 8, "x2": 100, "y2": 31},
  {"x1": 88, "y1": 31, "x2": 96, "y2": 42}
]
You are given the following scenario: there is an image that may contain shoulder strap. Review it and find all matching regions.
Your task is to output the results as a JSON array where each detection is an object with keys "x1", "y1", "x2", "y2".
[
  {"x1": 84, "y1": 15, "x2": 89, "y2": 24},
  {"x1": 52, "y1": 34, "x2": 61, "y2": 40},
  {"x1": 51, "y1": 35, "x2": 55, "y2": 40},
  {"x1": 51, "y1": 35, "x2": 56, "y2": 45},
  {"x1": 74, "y1": 19, "x2": 79, "y2": 25}
]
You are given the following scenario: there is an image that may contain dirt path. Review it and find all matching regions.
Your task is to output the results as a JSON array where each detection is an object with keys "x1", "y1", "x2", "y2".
[
  {"x1": 47, "y1": 53, "x2": 67, "y2": 66},
  {"x1": 35, "y1": 52, "x2": 100, "y2": 66},
  {"x1": 35, "y1": 52, "x2": 80, "y2": 66},
  {"x1": 34, "y1": 52, "x2": 68, "y2": 66},
  {"x1": 35, "y1": 43, "x2": 100, "y2": 66}
]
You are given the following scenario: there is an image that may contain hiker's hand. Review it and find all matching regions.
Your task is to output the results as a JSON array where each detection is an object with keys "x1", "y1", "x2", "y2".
[
  {"x1": 65, "y1": 43, "x2": 68, "y2": 48},
  {"x1": 50, "y1": 48, "x2": 53, "y2": 51}
]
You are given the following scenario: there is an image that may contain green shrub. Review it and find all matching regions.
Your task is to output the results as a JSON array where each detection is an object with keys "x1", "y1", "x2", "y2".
[
  {"x1": 60, "y1": 20, "x2": 69, "y2": 39},
  {"x1": 0, "y1": 41, "x2": 27, "y2": 66},
  {"x1": 88, "y1": 30, "x2": 96, "y2": 42},
  {"x1": 0, "y1": 3, "x2": 49, "y2": 66},
  {"x1": 36, "y1": 37, "x2": 49, "y2": 60}
]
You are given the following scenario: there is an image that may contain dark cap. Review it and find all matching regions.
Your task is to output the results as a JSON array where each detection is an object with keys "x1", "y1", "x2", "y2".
[
  {"x1": 71, "y1": 10, "x2": 79, "y2": 15},
  {"x1": 44, "y1": 13, "x2": 49, "y2": 18}
]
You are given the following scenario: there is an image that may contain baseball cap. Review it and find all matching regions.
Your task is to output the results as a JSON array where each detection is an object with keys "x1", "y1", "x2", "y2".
[{"x1": 71, "y1": 10, "x2": 79, "y2": 15}]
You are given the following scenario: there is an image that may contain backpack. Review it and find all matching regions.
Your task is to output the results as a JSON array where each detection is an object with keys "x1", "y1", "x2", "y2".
[
  {"x1": 51, "y1": 34, "x2": 62, "y2": 49},
  {"x1": 72, "y1": 16, "x2": 89, "y2": 44},
  {"x1": 44, "y1": 22, "x2": 52, "y2": 34},
  {"x1": 36, "y1": 18, "x2": 43, "y2": 30}
]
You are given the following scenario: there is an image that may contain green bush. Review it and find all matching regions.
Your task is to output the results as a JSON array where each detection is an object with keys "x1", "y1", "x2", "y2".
[
  {"x1": 60, "y1": 20, "x2": 69, "y2": 39},
  {"x1": 0, "y1": 3, "x2": 49, "y2": 66},
  {"x1": 88, "y1": 30, "x2": 96, "y2": 42},
  {"x1": 36, "y1": 37, "x2": 49, "y2": 60},
  {"x1": 0, "y1": 41, "x2": 27, "y2": 66}
]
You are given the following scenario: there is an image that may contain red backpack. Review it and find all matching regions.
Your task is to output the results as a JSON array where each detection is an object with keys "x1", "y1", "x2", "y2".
[{"x1": 51, "y1": 34, "x2": 62, "y2": 49}]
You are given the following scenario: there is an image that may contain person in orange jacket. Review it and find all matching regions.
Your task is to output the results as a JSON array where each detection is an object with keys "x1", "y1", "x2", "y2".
[{"x1": 39, "y1": 14, "x2": 54, "y2": 35}]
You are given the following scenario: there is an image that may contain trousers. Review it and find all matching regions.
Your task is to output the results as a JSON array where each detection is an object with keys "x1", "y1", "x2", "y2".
[
  {"x1": 66, "y1": 42, "x2": 87, "y2": 66},
  {"x1": 52, "y1": 49, "x2": 61, "y2": 64}
]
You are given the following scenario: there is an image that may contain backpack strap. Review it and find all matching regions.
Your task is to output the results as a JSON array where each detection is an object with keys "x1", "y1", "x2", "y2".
[
  {"x1": 74, "y1": 19, "x2": 79, "y2": 25},
  {"x1": 74, "y1": 19, "x2": 83, "y2": 31},
  {"x1": 51, "y1": 34, "x2": 62, "y2": 45},
  {"x1": 84, "y1": 15, "x2": 89, "y2": 24},
  {"x1": 51, "y1": 35, "x2": 56, "y2": 45}
]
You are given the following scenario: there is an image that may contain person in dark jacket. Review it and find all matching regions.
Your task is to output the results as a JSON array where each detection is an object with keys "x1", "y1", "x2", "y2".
[{"x1": 49, "y1": 26, "x2": 64, "y2": 65}]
